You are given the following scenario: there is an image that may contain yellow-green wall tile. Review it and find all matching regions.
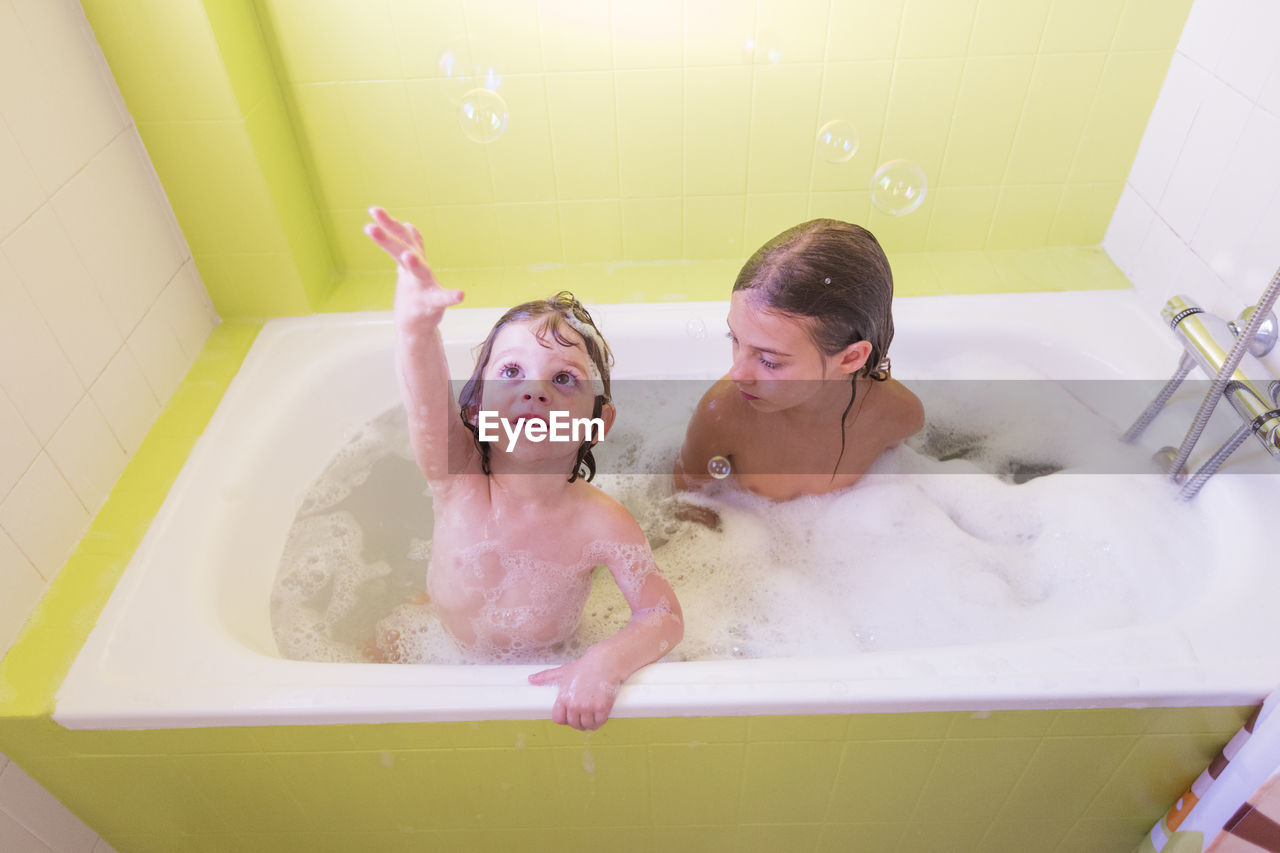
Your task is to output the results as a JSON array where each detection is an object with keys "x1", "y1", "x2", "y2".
[
  {"x1": 428, "y1": 204, "x2": 501, "y2": 268},
  {"x1": 827, "y1": 0, "x2": 904, "y2": 61},
  {"x1": 1071, "y1": 51, "x2": 1174, "y2": 184},
  {"x1": 755, "y1": 0, "x2": 830, "y2": 64},
  {"x1": 1114, "y1": 0, "x2": 1195, "y2": 51},
  {"x1": 384, "y1": 0, "x2": 468, "y2": 79},
  {"x1": 494, "y1": 203, "x2": 563, "y2": 266},
  {"x1": 988, "y1": 184, "x2": 1063, "y2": 249},
  {"x1": 260, "y1": 0, "x2": 398, "y2": 83},
  {"x1": 1006, "y1": 53, "x2": 1108, "y2": 184},
  {"x1": 684, "y1": 196, "x2": 746, "y2": 260},
  {"x1": 685, "y1": 67, "x2": 752, "y2": 197},
  {"x1": 562, "y1": 200, "x2": 623, "y2": 264},
  {"x1": 82, "y1": 0, "x2": 240, "y2": 123},
  {"x1": 942, "y1": 55, "x2": 1035, "y2": 186},
  {"x1": 1049, "y1": 183, "x2": 1123, "y2": 246},
  {"x1": 616, "y1": 70, "x2": 683, "y2": 199},
  {"x1": 546, "y1": 73, "x2": 619, "y2": 200},
  {"x1": 898, "y1": 0, "x2": 979, "y2": 59},
  {"x1": 203, "y1": 0, "x2": 275, "y2": 116},
  {"x1": 808, "y1": 191, "x2": 872, "y2": 227},
  {"x1": 1041, "y1": 0, "x2": 1127, "y2": 53},
  {"x1": 684, "y1": 0, "x2": 755, "y2": 67},
  {"x1": 621, "y1": 198, "x2": 683, "y2": 260},
  {"x1": 610, "y1": 0, "x2": 682, "y2": 69},
  {"x1": 927, "y1": 187, "x2": 1000, "y2": 250},
  {"x1": 406, "y1": 80, "x2": 496, "y2": 207},
  {"x1": 485, "y1": 76, "x2": 558, "y2": 204},
  {"x1": 538, "y1": 0, "x2": 612, "y2": 72},
  {"x1": 969, "y1": 0, "x2": 1052, "y2": 55},
  {"x1": 881, "y1": 58, "x2": 965, "y2": 181},
  {"x1": 811, "y1": 61, "x2": 892, "y2": 193},
  {"x1": 744, "y1": 194, "x2": 810, "y2": 254},
  {"x1": 465, "y1": 0, "x2": 543, "y2": 74}
]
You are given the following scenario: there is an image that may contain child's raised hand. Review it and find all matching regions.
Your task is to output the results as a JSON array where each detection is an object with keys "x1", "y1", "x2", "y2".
[
  {"x1": 364, "y1": 206, "x2": 463, "y2": 328},
  {"x1": 528, "y1": 654, "x2": 624, "y2": 731}
]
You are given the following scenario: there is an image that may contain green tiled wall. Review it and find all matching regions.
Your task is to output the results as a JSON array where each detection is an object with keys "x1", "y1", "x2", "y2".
[
  {"x1": 79, "y1": 0, "x2": 1190, "y2": 315},
  {"x1": 0, "y1": 708, "x2": 1251, "y2": 853}
]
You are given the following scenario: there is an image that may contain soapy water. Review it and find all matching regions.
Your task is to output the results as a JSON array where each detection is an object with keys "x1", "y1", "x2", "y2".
[{"x1": 270, "y1": 379, "x2": 1209, "y2": 665}]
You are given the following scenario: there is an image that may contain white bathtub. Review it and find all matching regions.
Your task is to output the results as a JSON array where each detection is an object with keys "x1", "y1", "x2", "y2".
[{"x1": 55, "y1": 290, "x2": 1280, "y2": 729}]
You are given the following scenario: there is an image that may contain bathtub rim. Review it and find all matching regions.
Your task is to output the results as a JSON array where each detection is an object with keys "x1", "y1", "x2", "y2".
[{"x1": 53, "y1": 290, "x2": 1280, "y2": 730}]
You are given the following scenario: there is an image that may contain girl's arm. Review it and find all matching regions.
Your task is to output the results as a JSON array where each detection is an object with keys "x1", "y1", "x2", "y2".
[
  {"x1": 529, "y1": 518, "x2": 684, "y2": 731},
  {"x1": 364, "y1": 207, "x2": 473, "y2": 487}
]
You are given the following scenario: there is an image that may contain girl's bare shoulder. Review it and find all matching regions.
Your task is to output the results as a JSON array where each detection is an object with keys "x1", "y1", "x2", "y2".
[{"x1": 870, "y1": 378, "x2": 925, "y2": 443}]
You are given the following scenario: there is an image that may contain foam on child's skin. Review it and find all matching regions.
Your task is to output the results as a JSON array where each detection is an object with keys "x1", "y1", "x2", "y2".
[{"x1": 269, "y1": 376, "x2": 1209, "y2": 665}]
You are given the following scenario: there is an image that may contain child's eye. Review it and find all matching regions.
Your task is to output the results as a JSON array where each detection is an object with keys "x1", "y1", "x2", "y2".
[
  {"x1": 760, "y1": 357, "x2": 781, "y2": 370},
  {"x1": 553, "y1": 371, "x2": 579, "y2": 387},
  {"x1": 499, "y1": 363, "x2": 521, "y2": 379}
]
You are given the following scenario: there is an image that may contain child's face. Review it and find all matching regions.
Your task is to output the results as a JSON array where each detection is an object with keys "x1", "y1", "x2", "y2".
[
  {"x1": 478, "y1": 318, "x2": 604, "y2": 453},
  {"x1": 726, "y1": 291, "x2": 868, "y2": 413}
]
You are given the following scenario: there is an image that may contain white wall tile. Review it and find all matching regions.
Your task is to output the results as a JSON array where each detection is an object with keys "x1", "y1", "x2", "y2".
[
  {"x1": 157, "y1": 261, "x2": 219, "y2": 361},
  {"x1": 0, "y1": 119, "x2": 43, "y2": 237},
  {"x1": 1103, "y1": 185, "x2": 1156, "y2": 277},
  {"x1": 46, "y1": 397, "x2": 127, "y2": 514},
  {"x1": 3, "y1": 207, "x2": 121, "y2": 386},
  {"x1": 89, "y1": 346, "x2": 161, "y2": 457},
  {"x1": 0, "y1": 256, "x2": 83, "y2": 445},
  {"x1": 1157, "y1": 78, "x2": 1250, "y2": 241},
  {"x1": 0, "y1": 0, "x2": 127, "y2": 194},
  {"x1": 1258, "y1": 57, "x2": 1280, "y2": 118},
  {"x1": 1177, "y1": 0, "x2": 1244, "y2": 73},
  {"x1": 1129, "y1": 215, "x2": 1191, "y2": 307},
  {"x1": 0, "y1": 528, "x2": 46, "y2": 654},
  {"x1": 1214, "y1": 0, "x2": 1280, "y2": 101},
  {"x1": 1190, "y1": 107, "x2": 1280, "y2": 284},
  {"x1": 0, "y1": 453, "x2": 87, "y2": 580},
  {"x1": 127, "y1": 305, "x2": 189, "y2": 404},
  {"x1": 51, "y1": 132, "x2": 187, "y2": 340},
  {"x1": 0, "y1": 762, "x2": 97, "y2": 853},
  {"x1": 0, "y1": 810, "x2": 53, "y2": 853},
  {"x1": 0, "y1": 388, "x2": 38, "y2": 500},
  {"x1": 1128, "y1": 55, "x2": 1213, "y2": 207}
]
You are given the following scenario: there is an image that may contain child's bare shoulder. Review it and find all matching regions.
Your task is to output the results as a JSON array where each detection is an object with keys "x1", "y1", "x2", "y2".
[{"x1": 574, "y1": 482, "x2": 647, "y2": 545}]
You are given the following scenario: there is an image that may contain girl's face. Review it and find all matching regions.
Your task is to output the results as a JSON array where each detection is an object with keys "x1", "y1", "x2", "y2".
[
  {"x1": 726, "y1": 291, "x2": 871, "y2": 413},
  {"x1": 478, "y1": 318, "x2": 608, "y2": 454}
]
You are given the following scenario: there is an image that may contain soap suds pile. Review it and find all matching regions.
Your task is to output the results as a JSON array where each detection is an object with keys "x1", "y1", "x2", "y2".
[{"x1": 271, "y1": 373, "x2": 1207, "y2": 665}]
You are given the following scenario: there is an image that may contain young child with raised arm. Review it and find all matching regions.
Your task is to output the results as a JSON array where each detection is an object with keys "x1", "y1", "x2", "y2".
[{"x1": 365, "y1": 207, "x2": 682, "y2": 731}]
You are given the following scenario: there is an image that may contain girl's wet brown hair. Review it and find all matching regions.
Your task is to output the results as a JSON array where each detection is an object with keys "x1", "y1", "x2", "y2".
[
  {"x1": 732, "y1": 219, "x2": 895, "y2": 475},
  {"x1": 457, "y1": 292, "x2": 613, "y2": 482}
]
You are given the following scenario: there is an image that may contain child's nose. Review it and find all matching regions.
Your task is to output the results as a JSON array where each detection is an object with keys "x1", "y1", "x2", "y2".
[
  {"x1": 728, "y1": 354, "x2": 752, "y2": 383},
  {"x1": 521, "y1": 384, "x2": 551, "y2": 403}
]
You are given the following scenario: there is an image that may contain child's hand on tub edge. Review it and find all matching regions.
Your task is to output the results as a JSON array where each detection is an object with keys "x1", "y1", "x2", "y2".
[{"x1": 529, "y1": 650, "x2": 625, "y2": 731}]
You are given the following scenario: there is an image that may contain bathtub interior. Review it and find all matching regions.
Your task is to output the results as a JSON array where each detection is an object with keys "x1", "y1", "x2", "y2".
[{"x1": 54, "y1": 291, "x2": 1280, "y2": 729}]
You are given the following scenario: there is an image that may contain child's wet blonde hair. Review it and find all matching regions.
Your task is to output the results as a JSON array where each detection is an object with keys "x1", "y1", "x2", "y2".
[{"x1": 457, "y1": 291, "x2": 614, "y2": 482}]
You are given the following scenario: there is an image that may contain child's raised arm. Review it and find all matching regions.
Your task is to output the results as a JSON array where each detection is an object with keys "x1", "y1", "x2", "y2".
[
  {"x1": 528, "y1": 517, "x2": 684, "y2": 731},
  {"x1": 364, "y1": 207, "x2": 470, "y2": 487}
]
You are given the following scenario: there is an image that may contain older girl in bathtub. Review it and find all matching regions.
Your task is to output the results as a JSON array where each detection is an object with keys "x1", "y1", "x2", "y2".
[
  {"x1": 364, "y1": 206, "x2": 682, "y2": 731},
  {"x1": 675, "y1": 219, "x2": 924, "y2": 501}
]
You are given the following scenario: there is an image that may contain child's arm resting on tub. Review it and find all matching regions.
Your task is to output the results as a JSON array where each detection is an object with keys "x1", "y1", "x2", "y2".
[
  {"x1": 364, "y1": 207, "x2": 472, "y2": 486},
  {"x1": 529, "y1": 511, "x2": 684, "y2": 731}
]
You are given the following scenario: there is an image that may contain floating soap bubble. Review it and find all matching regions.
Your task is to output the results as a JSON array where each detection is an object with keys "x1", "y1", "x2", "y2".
[
  {"x1": 816, "y1": 120, "x2": 859, "y2": 164},
  {"x1": 707, "y1": 455, "x2": 732, "y2": 479},
  {"x1": 686, "y1": 319, "x2": 707, "y2": 340},
  {"x1": 870, "y1": 160, "x2": 927, "y2": 216},
  {"x1": 458, "y1": 88, "x2": 508, "y2": 144}
]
